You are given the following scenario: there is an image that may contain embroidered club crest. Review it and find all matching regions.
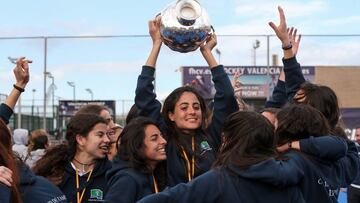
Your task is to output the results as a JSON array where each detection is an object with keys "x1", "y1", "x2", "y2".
[
  {"x1": 200, "y1": 141, "x2": 212, "y2": 151},
  {"x1": 90, "y1": 189, "x2": 103, "y2": 200}
]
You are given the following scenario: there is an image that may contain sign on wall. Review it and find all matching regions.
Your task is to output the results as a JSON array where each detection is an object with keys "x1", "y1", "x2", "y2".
[
  {"x1": 182, "y1": 66, "x2": 315, "y2": 99},
  {"x1": 58, "y1": 100, "x2": 116, "y2": 117}
]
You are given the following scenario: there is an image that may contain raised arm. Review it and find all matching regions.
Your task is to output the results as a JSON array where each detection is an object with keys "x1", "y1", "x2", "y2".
[
  {"x1": 145, "y1": 17, "x2": 162, "y2": 67},
  {"x1": 0, "y1": 57, "x2": 31, "y2": 124},
  {"x1": 232, "y1": 72, "x2": 248, "y2": 110},
  {"x1": 265, "y1": 26, "x2": 302, "y2": 108},
  {"x1": 264, "y1": 74, "x2": 287, "y2": 108},
  {"x1": 200, "y1": 34, "x2": 218, "y2": 68},
  {"x1": 135, "y1": 18, "x2": 165, "y2": 131},
  {"x1": 200, "y1": 34, "x2": 238, "y2": 150},
  {"x1": 269, "y1": 7, "x2": 305, "y2": 101}
]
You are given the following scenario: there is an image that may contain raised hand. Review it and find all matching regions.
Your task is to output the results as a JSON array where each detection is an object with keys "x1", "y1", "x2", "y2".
[
  {"x1": 231, "y1": 71, "x2": 243, "y2": 88},
  {"x1": 14, "y1": 57, "x2": 31, "y2": 89},
  {"x1": 145, "y1": 17, "x2": 163, "y2": 67},
  {"x1": 148, "y1": 16, "x2": 162, "y2": 45},
  {"x1": 288, "y1": 27, "x2": 302, "y2": 56},
  {"x1": 200, "y1": 33, "x2": 217, "y2": 53},
  {"x1": 268, "y1": 6, "x2": 290, "y2": 47},
  {"x1": 4, "y1": 57, "x2": 32, "y2": 111},
  {"x1": 199, "y1": 33, "x2": 218, "y2": 68}
]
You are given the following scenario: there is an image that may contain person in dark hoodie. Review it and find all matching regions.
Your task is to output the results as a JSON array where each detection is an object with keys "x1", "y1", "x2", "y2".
[
  {"x1": 135, "y1": 17, "x2": 238, "y2": 187},
  {"x1": 0, "y1": 57, "x2": 30, "y2": 203},
  {"x1": 0, "y1": 57, "x2": 67, "y2": 203},
  {"x1": 105, "y1": 117, "x2": 167, "y2": 203},
  {"x1": 33, "y1": 113, "x2": 111, "y2": 203},
  {"x1": 348, "y1": 127, "x2": 360, "y2": 202},
  {"x1": 1, "y1": 120, "x2": 67, "y2": 203},
  {"x1": 17, "y1": 160, "x2": 67, "y2": 203},
  {"x1": 274, "y1": 104, "x2": 359, "y2": 202},
  {"x1": 138, "y1": 111, "x2": 305, "y2": 203},
  {"x1": 269, "y1": 6, "x2": 348, "y2": 140},
  {"x1": 0, "y1": 135, "x2": 21, "y2": 203},
  {"x1": 261, "y1": 9, "x2": 301, "y2": 124},
  {"x1": 244, "y1": 105, "x2": 357, "y2": 203}
]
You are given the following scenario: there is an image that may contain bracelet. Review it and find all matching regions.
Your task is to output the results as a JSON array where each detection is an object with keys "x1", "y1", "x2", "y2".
[
  {"x1": 13, "y1": 84, "x2": 25, "y2": 93},
  {"x1": 287, "y1": 141, "x2": 292, "y2": 149},
  {"x1": 282, "y1": 42, "x2": 293, "y2": 50}
]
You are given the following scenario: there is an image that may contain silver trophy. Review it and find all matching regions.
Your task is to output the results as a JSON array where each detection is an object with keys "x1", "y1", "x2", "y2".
[{"x1": 160, "y1": 0, "x2": 213, "y2": 53}]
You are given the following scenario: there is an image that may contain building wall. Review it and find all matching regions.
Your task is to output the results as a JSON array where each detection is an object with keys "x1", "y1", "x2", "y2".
[{"x1": 315, "y1": 66, "x2": 360, "y2": 108}]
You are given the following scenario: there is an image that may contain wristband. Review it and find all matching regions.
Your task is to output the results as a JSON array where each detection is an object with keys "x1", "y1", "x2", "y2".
[
  {"x1": 13, "y1": 84, "x2": 25, "y2": 93},
  {"x1": 287, "y1": 141, "x2": 292, "y2": 149},
  {"x1": 282, "y1": 42, "x2": 293, "y2": 50}
]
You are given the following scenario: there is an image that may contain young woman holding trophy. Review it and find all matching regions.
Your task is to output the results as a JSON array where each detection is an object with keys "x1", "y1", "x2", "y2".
[{"x1": 134, "y1": 15, "x2": 238, "y2": 187}]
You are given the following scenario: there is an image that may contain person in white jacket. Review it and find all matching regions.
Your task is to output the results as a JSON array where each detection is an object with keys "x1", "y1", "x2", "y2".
[
  {"x1": 25, "y1": 129, "x2": 51, "y2": 169},
  {"x1": 12, "y1": 129, "x2": 29, "y2": 160}
]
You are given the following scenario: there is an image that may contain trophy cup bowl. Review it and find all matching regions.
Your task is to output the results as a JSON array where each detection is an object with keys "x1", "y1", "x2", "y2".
[{"x1": 160, "y1": 0, "x2": 212, "y2": 53}]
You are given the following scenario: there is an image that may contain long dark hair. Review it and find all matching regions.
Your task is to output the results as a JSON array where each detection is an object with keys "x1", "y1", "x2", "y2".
[
  {"x1": 276, "y1": 104, "x2": 331, "y2": 145},
  {"x1": 162, "y1": 86, "x2": 208, "y2": 134},
  {"x1": 33, "y1": 114, "x2": 107, "y2": 183},
  {"x1": 161, "y1": 86, "x2": 209, "y2": 160},
  {"x1": 117, "y1": 117, "x2": 159, "y2": 172},
  {"x1": 0, "y1": 119, "x2": 21, "y2": 203},
  {"x1": 294, "y1": 82, "x2": 344, "y2": 137},
  {"x1": 117, "y1": 117, "x2": 167, "y2": 190},
  {"x1": 213, "y1": 111, "x2": 275, "y2": 169}
]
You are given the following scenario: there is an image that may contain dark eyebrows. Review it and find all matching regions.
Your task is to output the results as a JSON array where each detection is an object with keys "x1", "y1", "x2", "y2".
[
  {"x1": 179, "y1": 102, "x2": 200, "y2": 106},
  {"x1": 150, "y1": 134, "x2": 159, "y2": 139},
  {"x1": 96, "y1": 131, "x2": 106, "y2": 136},
  {"x1": 151, "y1": 131, "x2": 162, "y2": 137}
]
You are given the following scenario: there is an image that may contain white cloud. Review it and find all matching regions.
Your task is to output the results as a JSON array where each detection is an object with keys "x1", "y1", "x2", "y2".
[
  {"x1": 216, "y1": 0, "x2": 328, "y2": 35},
  {"x1": 323, "y1": 16, "x2": 360, "y2": 26},
  {"x1": 234, "y1": 0, "x2": 328, "y2": 18},
  {"x1": 54, "y1": 20, "x2": 121, "y2": 36},
  {"x1": 48, "y1": 61, "x2": 141, "y2": 79},
  {"x1": 298, "y1": 39, "x2": 360, "y2": 66}
]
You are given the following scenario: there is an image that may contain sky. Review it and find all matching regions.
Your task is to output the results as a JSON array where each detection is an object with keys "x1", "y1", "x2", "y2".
[{"x1": 0, "y1": 0, "x2": 359, "y2": 116}]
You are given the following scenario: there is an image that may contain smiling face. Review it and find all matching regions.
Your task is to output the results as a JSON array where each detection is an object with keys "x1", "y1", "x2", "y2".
[
  {"x1": 168, "y1": 92, "x2": 202, "y2": 132},
  {"x1": 142, "y1": 124, "x2": 167, "y2": 168},
  {"x1": 77, "y1": 123, "x2": 110, "y2": 159}
]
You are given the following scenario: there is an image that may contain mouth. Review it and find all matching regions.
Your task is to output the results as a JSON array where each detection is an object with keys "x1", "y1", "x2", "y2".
[
  {"x1": 186, "y1": 118, "x2": 198, "y2": 122},
  {"x1": 157, "y1": 146, "x2": 166, "y2": 154},
  {"x1": 99, "y1": 145, "x2": 110, "y2": 153}
]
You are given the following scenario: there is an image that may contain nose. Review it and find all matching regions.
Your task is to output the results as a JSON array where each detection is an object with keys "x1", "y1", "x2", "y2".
[
  {"x1": 103, "y1": 133, "x2": 111, "y2": 143},
  {"x1": 188, "y1": 106, "x2": 196, "y2": 115},
  {"x1": 159, "y1": 135, "x2": 167, "y2": 145}
]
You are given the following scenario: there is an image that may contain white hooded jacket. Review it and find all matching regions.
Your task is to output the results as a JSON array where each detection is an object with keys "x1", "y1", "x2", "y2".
[{"x1": 12, "y1": 128, "x2": 29, "y2": 160}]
